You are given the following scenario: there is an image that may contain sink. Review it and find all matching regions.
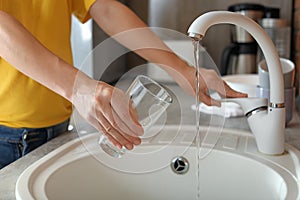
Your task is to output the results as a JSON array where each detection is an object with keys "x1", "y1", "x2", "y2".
[{"x1": 16, "y1": 125, "x2": 300, "y2": 200}]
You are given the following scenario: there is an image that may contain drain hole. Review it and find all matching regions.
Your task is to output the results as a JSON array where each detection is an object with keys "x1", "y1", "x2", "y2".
[{"x1": 171, "y1": 156, "x2": 189, "y2": 175}]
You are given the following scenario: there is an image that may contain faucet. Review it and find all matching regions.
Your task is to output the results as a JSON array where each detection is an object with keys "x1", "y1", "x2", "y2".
[{"x1": 188, "y1": 11, "x2": 285, "y2": 155}]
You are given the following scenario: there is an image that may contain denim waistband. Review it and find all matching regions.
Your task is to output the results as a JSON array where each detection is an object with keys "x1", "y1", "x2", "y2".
[
  {"x1": 42, "y1": 120, "x2": 70, "y2": 141},
  {"x1": 0, "y1": 119, "x2": 70, "y2": 143}
]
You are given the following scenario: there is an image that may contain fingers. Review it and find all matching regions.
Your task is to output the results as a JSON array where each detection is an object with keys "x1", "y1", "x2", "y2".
[
  {"x1": 222, "y1": 81, "x2": 248, "y2": 98},
  {"x1": 198, "y1": 74, "x2": 247, "y2": 107},
  {"x1": 95, "y1": 105, "x2": 142, "y2": 150},
  {"x1": 94, "y1": 82, "x2": 143, "y2": 150},
  {"x1": 87, "y1": 116, "x2": 125, "y2": 149},
  {"x1": 100, "y1": 97, "x2": 142, "y2": 137},
  {"x1": 107, "y1": 108, "x2": 142, "y2": 145},
  {"x1": 111, "y1": 98, "x2": 144, "y2": 137},
  {"x1": 84, "y1": 115, "x2": 124, "y2": 149},
  {"x1": 198, "y1": 88, "x2": 221, "y2": 107},
  {"x1": 106, "y1": 86, "x2": 144, "y2": 136},
  {"x1": 197, "y1": 68, "x2": 248, "y2": 98},
  {"x1": 213, "y1": 81, "x2": 248, "y2": 99}
]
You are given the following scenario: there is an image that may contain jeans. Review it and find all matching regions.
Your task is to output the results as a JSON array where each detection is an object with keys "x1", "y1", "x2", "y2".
[{"x1": 0, "y1": 120, "x2": 69, "y2": 169}]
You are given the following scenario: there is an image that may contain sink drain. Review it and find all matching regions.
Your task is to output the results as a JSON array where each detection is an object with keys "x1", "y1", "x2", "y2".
[{"x1": 171, "y1": 156, "x2": 189, "y2": 175}]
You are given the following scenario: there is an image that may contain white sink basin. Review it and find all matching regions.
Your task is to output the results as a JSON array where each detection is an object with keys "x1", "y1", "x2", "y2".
[{"x1": 16, "y1": 125, "x2": 300, "y2": 200}]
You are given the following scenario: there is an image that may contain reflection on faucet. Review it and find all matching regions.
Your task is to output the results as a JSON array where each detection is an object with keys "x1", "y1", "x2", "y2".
[{"x1": 188, "y1": 11, "x2": 285, "y2": 155}]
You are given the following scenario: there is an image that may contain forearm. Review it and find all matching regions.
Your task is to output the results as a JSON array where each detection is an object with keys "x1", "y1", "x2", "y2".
[
  {"x1": 90, "y1": 0, "x2": 190, "y2": 76},
  {"x1": 0, "y1": 11, "x2": 78, "y2": 101}
]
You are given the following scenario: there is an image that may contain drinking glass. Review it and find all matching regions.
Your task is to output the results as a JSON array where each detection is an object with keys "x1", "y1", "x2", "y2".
[{"x1": 98, "y1": 75, "x2": 173, "y2": 158}]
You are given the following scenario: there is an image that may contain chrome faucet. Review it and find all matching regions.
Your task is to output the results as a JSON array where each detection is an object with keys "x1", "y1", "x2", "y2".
[{"x1": 188, "y1": 11, "x2": 285, "y2": 155}]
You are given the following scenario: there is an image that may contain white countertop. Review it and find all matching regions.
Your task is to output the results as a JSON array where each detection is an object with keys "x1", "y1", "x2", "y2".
[{"x1": 0, "y1": 84, "x2": 299, "y2": 200}]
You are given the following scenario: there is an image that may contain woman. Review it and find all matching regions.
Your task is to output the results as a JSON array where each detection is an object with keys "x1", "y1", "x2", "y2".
[{"x1": 0, "y1": 0, "x2": 246, "y2": 169}]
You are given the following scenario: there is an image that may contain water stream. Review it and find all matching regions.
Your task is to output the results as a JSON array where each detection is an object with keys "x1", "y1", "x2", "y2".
[
  {"x1": 193, "y1": 38, "x2": 228, "y2": 200},
  {"x1": 193, "y1": 40, "x2": 202, "y2": 200}
]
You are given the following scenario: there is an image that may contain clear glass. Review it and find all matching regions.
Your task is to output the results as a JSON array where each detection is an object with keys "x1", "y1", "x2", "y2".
[{"x1": 98, "y1": 75, "x2": 173, "y2": 158}]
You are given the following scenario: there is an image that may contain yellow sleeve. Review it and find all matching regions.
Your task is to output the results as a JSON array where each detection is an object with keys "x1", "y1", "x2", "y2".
[{"x1": 71, "y1": 0, "x2": 97, "y2": 23}]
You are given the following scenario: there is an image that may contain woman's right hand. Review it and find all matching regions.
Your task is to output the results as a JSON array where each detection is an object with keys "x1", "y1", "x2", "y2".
[{"x1": 72, "y1": 71, "x2": 143, "y2": 150}]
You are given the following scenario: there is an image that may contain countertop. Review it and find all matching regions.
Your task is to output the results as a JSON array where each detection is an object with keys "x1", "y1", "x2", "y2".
[{"x1": 1, "y1": 84, "x2": 300, "y2": 200}]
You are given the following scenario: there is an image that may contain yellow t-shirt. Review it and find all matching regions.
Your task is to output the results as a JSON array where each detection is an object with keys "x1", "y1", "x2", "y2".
[{"x1": 0, "y1": 0, "x2": 96, "y2": 128}]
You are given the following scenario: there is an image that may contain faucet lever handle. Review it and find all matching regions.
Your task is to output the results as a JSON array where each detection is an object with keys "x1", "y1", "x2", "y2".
[{"x1": 220, "y1": 98, "x2": 268, "y2": 116}]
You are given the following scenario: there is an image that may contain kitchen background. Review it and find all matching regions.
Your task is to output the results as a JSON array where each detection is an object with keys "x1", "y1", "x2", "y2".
[{"x1": 71, "y1": 0, "x2": 299, "y2": 96}]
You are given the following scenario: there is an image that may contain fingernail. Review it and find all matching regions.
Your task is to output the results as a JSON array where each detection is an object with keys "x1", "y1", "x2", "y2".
[
  {"x1": 125, "y1": 143, "x2": 133, "y2": 150},
  {"x1": 133, "y1": 139, "x2": 141, "y2": 145}
]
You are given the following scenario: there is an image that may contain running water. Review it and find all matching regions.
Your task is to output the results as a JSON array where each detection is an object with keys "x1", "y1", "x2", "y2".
[{"x1": 193, "y1": 40, "x2": 201, "y2": 200}]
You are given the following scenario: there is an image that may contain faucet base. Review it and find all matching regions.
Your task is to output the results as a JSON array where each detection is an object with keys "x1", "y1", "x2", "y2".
[{"x1": 247, "y1": 107, "x2": 285, "y2": 155}]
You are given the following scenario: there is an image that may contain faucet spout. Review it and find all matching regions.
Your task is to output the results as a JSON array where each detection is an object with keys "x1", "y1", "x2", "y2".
[
  {"x1": 188, "y1": 33, "x2": 203, "y2": 41},
  {"x1": 188, "y1": 11, "x2": 285, "y2": 155}
]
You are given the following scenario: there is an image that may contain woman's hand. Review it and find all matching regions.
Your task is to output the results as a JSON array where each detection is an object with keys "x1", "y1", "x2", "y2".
[
  {"x1": 196, "y1": 67, "x2": 248, "y2": 106},
  {"x1": 171, "y1": 64, "x2": 248, "y2": 106},
  {"x1": 72, "y1": 72, "x2": 143, "y2": 150}
]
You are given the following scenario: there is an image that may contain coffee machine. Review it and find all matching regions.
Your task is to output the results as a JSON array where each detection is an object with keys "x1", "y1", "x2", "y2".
[
  {"x1": 258, "y1": 7, "x2": 291, "y2": 61},
  {"x1": 221, "y1": 3, "x2": 265, "y2": 75}
]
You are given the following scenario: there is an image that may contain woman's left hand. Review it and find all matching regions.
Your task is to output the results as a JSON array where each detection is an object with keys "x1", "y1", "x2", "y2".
[{"x1": 171, "y1": 65, "x2": 248, "y2": 107}]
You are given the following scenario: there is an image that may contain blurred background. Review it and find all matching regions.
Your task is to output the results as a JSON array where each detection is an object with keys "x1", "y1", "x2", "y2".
[{"x1": 71, "y1": 0, "x2": 297, "y2": 94}]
